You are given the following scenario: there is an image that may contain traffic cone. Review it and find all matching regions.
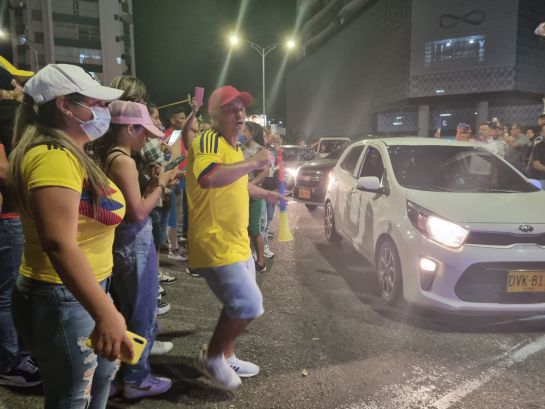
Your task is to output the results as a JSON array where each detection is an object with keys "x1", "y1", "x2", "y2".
[{"x1": 277, "y1": 148, "x2": 293, "y2": 242}]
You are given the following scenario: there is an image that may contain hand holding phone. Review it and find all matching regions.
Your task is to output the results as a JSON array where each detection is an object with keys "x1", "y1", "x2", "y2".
[
  {"x1": 86, "y1": 330, "x2": 146, "y2": 365},
  {"x1": 164, "y1": 155, "x2": 184, "y2": 171}
]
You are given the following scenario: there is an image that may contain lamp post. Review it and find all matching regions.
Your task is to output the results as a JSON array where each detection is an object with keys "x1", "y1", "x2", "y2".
[{"x1": 229, "y1": 33, "x2": 295, "y2": 120}]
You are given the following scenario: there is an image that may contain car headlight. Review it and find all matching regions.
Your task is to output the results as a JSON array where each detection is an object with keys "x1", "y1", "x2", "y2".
[
  {"x1": 407, "y1": 201, "x2": 468, "y2": 248},
  {"x1": 285, "y1": 167, "x2": 299, "y2": 179}
]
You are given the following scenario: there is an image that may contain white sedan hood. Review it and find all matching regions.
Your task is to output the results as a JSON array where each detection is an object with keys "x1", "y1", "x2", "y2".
[{"x1": 406, "y1": 190, "x2": 545, "y2": 224}]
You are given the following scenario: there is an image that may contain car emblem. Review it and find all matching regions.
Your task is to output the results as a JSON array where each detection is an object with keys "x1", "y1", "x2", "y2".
[{"x1": 518, "y1": 225, "x2": 534, "y2": 233}]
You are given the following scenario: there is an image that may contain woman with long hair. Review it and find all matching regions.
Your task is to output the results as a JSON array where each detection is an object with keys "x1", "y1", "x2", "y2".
[
  {"x1": 243, "y1": 121, "x2": 269, "y2": 273},
  {"x1": 92, "y1": 100, "x2": 177, "y2": 399},
  {"x1": 8, "y1": 63, "x2": 131, "y2": 409}
]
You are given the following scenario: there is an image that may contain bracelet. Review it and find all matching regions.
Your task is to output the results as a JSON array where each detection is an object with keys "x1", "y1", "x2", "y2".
[{"x1": 157, "y1": 183, "x2": 166, "y2": 193}]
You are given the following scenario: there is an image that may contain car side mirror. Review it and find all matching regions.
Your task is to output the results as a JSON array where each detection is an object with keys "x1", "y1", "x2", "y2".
[{"x1": 356, "y1": 176, "x2": 382, "y2": 193}]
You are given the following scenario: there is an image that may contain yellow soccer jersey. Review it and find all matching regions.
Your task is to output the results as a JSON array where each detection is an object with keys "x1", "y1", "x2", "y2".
[
  {"x1": 19, "y1": 144, "x2": 125, "y2": 284},
  {"x1": 186, "y1": 129, "x2": 251, "y2": 269}
]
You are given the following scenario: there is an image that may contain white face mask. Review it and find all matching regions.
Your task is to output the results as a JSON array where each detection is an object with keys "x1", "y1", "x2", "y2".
[{"x1": 73, "y1": 101, "x2": 111, "y2": 141}]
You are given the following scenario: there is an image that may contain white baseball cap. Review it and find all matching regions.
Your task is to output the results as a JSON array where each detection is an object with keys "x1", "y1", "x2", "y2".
[{"x1": 24, "y1": 64, "x2": 123, "y2": 104}]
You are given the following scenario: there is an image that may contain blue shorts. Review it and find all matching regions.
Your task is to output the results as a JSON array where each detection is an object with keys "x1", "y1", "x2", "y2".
[{"x1": 195, "y1": 257, "x2": 264, "y2": 320}]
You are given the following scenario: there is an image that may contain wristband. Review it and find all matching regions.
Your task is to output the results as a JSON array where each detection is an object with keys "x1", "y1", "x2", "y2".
[{"x1": 158, "y1": 183, "x2": 166, "y2": 193}]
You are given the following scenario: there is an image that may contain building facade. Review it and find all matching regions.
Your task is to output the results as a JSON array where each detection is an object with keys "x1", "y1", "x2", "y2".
[
  {"x1": 8, "y1": 0, "x2": 135, "y2": 83},
  {"x1": 287, "y1": 0, "x2": 545, "y2": 140}
]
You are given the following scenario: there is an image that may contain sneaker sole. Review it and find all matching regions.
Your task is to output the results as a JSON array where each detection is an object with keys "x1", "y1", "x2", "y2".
[
  {"x1": 157, "y1": 307, "x2": 170, "y2": 315},
  {"x1": 123, "y1": 382, "x2": 172, "y2": 399},
  {"x1": 0, "y1": 378, "x2": 41, "y2": 387},
  {"x1": 231, "y1": 368, "x2": 260, "y2": 378},
  {"x1": 196, "y1": 349, "x2": 241, "y2": 391}
]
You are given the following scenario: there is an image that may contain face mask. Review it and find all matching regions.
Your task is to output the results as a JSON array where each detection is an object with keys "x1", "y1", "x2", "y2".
[
  {"x1": 73, "y1": 101, "x2": 111, "y2": 141},
  {"x1": 238, "y1": 134, "x2": 247, "y2": 144}
]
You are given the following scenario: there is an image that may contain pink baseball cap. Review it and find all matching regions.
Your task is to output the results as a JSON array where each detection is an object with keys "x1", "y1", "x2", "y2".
[
  {"x1": 109, "y1": 100, "x2": 164, "y2": 138},
  {"x1": 208, "y1": 85, "x2": 252, "y2": 115}
]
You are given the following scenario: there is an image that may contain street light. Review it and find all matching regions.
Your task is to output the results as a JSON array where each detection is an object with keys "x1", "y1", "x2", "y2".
[{"x1": 229, "y1": 32, "x2": 296, "y2": 119}]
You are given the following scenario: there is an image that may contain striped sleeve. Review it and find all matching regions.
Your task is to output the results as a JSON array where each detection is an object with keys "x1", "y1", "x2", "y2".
[{"x1": 193, "y1": 130, "x2": 223, "y2": 182}]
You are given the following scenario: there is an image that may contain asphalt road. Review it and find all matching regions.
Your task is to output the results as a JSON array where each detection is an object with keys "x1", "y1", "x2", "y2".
[{"x1": 2, "y1": 201, "x2": 545, "y2": 409}]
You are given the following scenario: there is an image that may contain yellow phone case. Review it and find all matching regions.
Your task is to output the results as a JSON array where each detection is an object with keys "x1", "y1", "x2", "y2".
[{"x1": 85, "y1": 330, "x2": 147, "y2": 365}]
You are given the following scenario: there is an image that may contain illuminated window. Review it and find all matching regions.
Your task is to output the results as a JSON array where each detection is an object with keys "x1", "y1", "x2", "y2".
[{"x1": 424, "y1": 35, "x2": 485, "y2": 67}]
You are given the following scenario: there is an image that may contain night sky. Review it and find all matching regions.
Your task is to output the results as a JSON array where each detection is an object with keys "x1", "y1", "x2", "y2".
[{"x1": 132, "y1": 0, "x2": 297, "y2": 122}]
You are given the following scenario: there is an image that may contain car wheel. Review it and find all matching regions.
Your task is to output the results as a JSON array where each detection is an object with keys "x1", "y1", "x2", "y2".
[
  {"x1": 324, "y1": 201, "x2": 341, "y2": 242},
  {"x1": 305, "y1": 204, "x2": 317, "y2": 211},
  {"x1": 376, "y1": 239, "x2": 403, "y2": 305}
]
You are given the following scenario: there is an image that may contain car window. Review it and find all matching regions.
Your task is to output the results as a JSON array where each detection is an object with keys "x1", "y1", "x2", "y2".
[
  {"x1": 320, "y1": 140, "x2": 349, "y2": 154},
  {"x1": 359, "y1": 147, "x2": 384, "y2": 179},
  {"x1": 388, "y1": 145, "x2": 538, "y2": 193},
  {"x1": 340, "y1": 145, "x2": 364, "y2": 175},
  {"x1": 325, "y1": 146, "x2": 346, "y2": 160},
  {"x1": 281, "y1": 147, "x2": 315, "y2": 162}
]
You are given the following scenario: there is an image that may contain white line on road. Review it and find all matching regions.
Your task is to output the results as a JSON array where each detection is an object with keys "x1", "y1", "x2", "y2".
[
  {"x1": 341, "y1": 335, "x2": 545, "y2": 409},
  {"x1": 431, "y1": 335, "x2": 545, "y2": 409}
]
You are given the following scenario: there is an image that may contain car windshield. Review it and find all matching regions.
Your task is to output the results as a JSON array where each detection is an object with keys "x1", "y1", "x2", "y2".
[
  {"x1": 319, "y1": 140, "x2": 349, "y2": 154},
  {"x1": 388, "y1": 145, "x2": 539, "y2": 193},
  {"x1": 324, "y1": 147, "x2": 345, "y2": 160},
  {"x1": 282, "y1": 147, "x2": 315, "y2": 162}
]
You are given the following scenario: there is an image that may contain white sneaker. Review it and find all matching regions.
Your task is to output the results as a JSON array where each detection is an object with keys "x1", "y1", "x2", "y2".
[
  {"x1": 123, "y1": 375, "x2": 172, "y2": 399},
  {"x1": 157, "y1": 300, "x2": 170, "y2": 316},
  {"x1": 197, "y1": 345, "x2": 241, "y2": 390},
  {"x1": 226, "y1": 355, "x2": 260, "y2": 378},
  {"x1": 158, "y1": 270, "x2": 177, "y2": 285},
  {"x1": 186, "y1": 266, "x2": 200, "y2": 277},
  {"x1": 168, "y1": 250, "x2": 188, "y2": 261},
  {"x1": 263, "y1": 245, "x2": 275, "y2": 259},
  {"x1": 150, "y1": 340, "x2": 173, "y2": 356}
]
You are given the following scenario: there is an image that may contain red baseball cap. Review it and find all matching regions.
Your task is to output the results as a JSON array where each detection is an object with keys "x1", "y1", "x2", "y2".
[{"x1": 208, "y1": 85, "x2": 252, "y2": 115}]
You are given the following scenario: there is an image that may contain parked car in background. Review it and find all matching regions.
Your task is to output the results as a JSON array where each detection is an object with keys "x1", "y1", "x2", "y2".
[
  {"x1": 312, "y1": 137, "x2": 351, "y2": 158},
  {"x1": 279, "y1": 145, "x2": 316, "y2": 193},
  {"x1": 292, "y1": 146, "x2": 346, "y2": 210},
  {"x1": 325, "y1": 137, "x2": 545, "y2": 315}
]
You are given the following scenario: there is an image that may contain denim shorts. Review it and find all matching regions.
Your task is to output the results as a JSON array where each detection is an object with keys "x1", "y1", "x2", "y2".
[{"x1": 195, "y1": 257, "x2": 264, "y2": 320}]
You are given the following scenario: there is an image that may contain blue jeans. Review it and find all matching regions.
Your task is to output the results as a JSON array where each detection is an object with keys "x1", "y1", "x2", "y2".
[
  {"x1": 112, "y1": 218, "x2": 158, "y2": 384},
  {"x1": 0, "y1": 217, "x2": 24, "y2": 371},
  {"x1": 261, "y1": 201, "x2": 276, "y2": 247},
  {"x1": 12, "y1": 275, "x2": 117, "y2": 409}
]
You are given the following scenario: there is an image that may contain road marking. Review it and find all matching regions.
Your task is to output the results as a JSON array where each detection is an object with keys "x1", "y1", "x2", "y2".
[
  {"x1": 431, "y1": 335, "x2": 545, "y2": 409},
  {"x1": 340, "y1": 335, "x2": 545, "y2": 409}
]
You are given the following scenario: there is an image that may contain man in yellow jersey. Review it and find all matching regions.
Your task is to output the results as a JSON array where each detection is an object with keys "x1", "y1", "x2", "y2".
[{"x1": 187, "y1": 86, "x2": 281, "y2": 390}]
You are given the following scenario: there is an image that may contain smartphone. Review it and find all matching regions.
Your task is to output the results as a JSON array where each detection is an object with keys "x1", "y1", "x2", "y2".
[
  {"x1": 86, "y1": 330, "x2": 147, "y2": 365},
  {"x1": 164, "y1": 155, "x2": 184, "y2": 171},
  {"x1": 195, "y1": 87, "x2": 204, "y2": 106}
]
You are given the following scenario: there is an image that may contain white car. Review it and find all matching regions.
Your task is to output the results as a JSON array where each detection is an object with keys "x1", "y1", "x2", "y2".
[{"x1": 324, "y1": 137, "x2": 545, "y2": 315}]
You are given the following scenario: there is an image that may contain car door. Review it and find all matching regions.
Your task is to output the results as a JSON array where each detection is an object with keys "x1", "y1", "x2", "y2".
[
  {"x1": 335, "y1": 144, "x2": 365, "y2": 238},
  {"x1": 351, "y1": 146, "x2": 387, "y2": 260}
]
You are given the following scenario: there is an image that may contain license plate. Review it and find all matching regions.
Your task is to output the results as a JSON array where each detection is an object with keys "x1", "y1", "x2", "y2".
[
  {"x1": 506, "y1": 271, "x2": 545, "y2": 293},
  {"x1": 298, "y1": 188, "x2": 311, "y2": 200}
]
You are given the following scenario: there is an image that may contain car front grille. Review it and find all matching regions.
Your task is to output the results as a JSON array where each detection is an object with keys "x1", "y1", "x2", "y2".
[
  {"x1": 465, "y1": 231, "x2": 545, "y2": 246},
  {"x1": 454, "y1": 262, "x2": 545, "y2": 303}
]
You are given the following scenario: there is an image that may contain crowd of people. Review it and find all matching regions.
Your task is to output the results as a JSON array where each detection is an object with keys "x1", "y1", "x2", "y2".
[
  {"x1": 0, "y1": 60, "x2": 284, "y2": 408},
  {"x1": 439, "y1": 115, "x2": 545, "y2": 186}
]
